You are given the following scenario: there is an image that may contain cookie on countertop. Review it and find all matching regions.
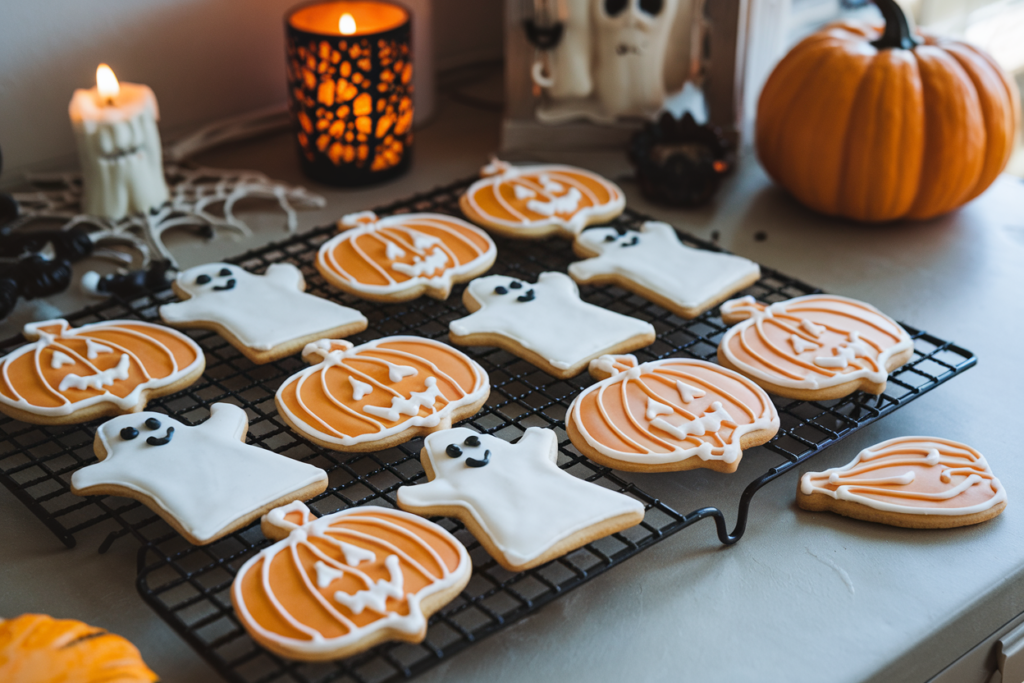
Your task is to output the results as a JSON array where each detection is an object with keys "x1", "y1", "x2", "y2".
[
  {"x1": 71, "y1": 403, "x2": 328, "y2": 546},
  {"x1": 569, "y1": 221, "x2": 761, "y2": 319},
  {"x1": 798, "y1": 436, "x2": 1007, "y2": 529},
  {"x1": 316, "y1": 211, "x2": 496, "y2": 303},
  {"x1": 232, "y1": 501, "x2": 472, "y2": 662},
  {"x1": 459, "y1": 158, "x2": 625, "y2": 239},
  {"x1": 448, "y1": 271, "x2": 656, "y2": 379},
  {"x1": 0, "y1": 318, "x2": 204, "y2": 425},
  {"x1": 397, "y1": 427, "x2": 645, "y2": 572},
  {"x1": 717, "y1": 294, "x2": 913, "y2": 400},
  {"x1": 159, "y1": 262, "x2": 367, "y2": 364},
  {"x1": 567, "y1": 354, "x2": 780, "y2": 473}
]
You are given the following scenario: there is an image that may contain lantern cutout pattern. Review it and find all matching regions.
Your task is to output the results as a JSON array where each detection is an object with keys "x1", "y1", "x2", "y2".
[
  {"x1": 275, "y1": 336, "x2": 489, "y2": 452},
  {"x1": 231, "y1": 501, "x2": 472, "y2": 661},
  {"x1": 798, "y1": 436, "x2": 1007, "y2": 529},
  {"x1": 316, "y1": 210, "x2": 497, "y2": 302},
  {"x1": 287, "y1": 14, "x2": 412, "y2": 177},
  {"x1": 459, "y1": 159, "x2": 626, "y2": 239},
  {"x1": 567, "y1": 354, "x2": 780, "y2": 473},
  {"x1": 717, "y1": 294, "x2": 913, "y2": 400},
  {"x1": 0, "y1": 319, "x2": 204, "y2": 425}
]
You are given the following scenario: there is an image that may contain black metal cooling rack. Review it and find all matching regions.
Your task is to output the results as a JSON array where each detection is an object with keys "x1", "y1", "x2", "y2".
[{"x1": 0, "y1": 176, "x2": 976, "y2": 683}]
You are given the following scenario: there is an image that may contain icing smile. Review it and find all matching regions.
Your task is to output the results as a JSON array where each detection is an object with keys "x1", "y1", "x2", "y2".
[{"x1": 146, "y1": 426, "x2": 175, "y2": 446}]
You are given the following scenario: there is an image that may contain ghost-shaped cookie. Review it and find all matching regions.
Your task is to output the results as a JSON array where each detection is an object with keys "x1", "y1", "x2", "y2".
[
  {"x1": 70, "y1": 403, "x2": 328, "y2": 545},
  {"x1": 397, "y1": 427, "x2": 645, "y2": 571},
  {"x1": 159, "y1": 263, "x2": 367, "y2": 363},
  {"x1": 569, "y1": 221, "x2": 761, "y2": 319},
  {"x1": 448, "y1": 271, "x2": 656, "y2": 378}
]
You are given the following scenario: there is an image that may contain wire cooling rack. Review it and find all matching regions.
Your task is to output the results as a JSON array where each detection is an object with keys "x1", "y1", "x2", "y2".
[{"x1": 0, "y1": 176, "x2": 976, "y2": 683}]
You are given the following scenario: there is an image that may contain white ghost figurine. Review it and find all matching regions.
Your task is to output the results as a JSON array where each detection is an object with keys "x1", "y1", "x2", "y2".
[
  {"x1": 159, "y1": 262, "x2": 367, "y2": 362},
  {"x1": 448, "y1": 271, "x2": 655, "y2": 378},
  {"x1": 397, "y1": 427, "x2": 645, "y2": 571},
  {"x1": 71, "y1": 403, "x2": 328, "y2": 545}
]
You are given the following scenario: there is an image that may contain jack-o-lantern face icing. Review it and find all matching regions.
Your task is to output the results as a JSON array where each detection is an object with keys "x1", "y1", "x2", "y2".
[
  {"x1": 567, "y1": 354, "x2": 780, "y2": 472},
  {"x1": 275, "y1": 336, "x2": 489, "y2": 451},
  {"x1": 316, "y1": 211, "x2": 496, "y2": 302},
  {"x1": 798, "y1": 437, "x2": 1007, "y2": 528},
  {"x1": 232, "y1": 501, "x2": 471, "y2": 661},
  {"x1": 0, "y1": 319, "x2": 204, "y2": 424},
  {"x1": 717, "y1": 294, "x2": 913, "y2": 399},
  {"x1": 459, "y1": 159, "x2": 625, "y2": 239}
]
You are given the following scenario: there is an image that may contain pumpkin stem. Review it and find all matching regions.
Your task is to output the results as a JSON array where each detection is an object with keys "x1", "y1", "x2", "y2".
[{"x1": 871, "y1": 0, "x2": 920, "y2": 50}]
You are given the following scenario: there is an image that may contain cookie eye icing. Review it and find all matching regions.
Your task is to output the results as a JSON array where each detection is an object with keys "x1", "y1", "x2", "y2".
[
  {"x1": 196, "y1": 275, "x2": 211, "y2": 285},
  {"x1": 604, "y1": 234, "x2": 616, "y2": 242},
  {"x1": 218, "y1": 268, "x2": 232, "y2": 277},
  {"x1": 120, "y1": 426, "x2": 139, "y2": 440},
  {"x1": 144, "y1": 417, "x2": 161, "y2": 430},
  {"x1": 146, "y1": 426, "x2": 175, "y2": 446},
  {"x1": 509, "y1": 281, "x2": 523, "y2": 290},
  {"x1": 494, "y1": 286, "x2": 508, "y2": 295},
  {"x1": 463, "y1": 435, "x2": 481, "y2": 447},
  {"x1": 517, "y1": 289, "x2": 536, "y2": 303},
  {"x1": 213, "y1": 278, "x2": 236, "y2": 291},
  {"x1": 446, "y1": 444, "x2": 463, "y2": 458},
  {"x1": 466, "y1": 449, "x2": 491, "y2": 468}
]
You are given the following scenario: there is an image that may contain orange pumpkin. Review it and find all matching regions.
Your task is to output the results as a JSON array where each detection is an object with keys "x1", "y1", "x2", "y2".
[
  {"x1": 231, "y1": 501, "x2": 471, "y2": 661},
  {"x1": 0, "y1": 613, "x2": 158, "y2": 682},
  {"x1": 0, "y1": 319, "x2": 205, "y2": 425},
  {"x1": 756, "y1": 0, "x2": 1020, "y2": 222}
]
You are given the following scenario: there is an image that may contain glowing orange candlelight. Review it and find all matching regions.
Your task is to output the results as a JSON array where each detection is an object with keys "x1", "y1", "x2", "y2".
[
  {"x1": 96, "y1": 63, "x2": 120, "y2": 105},
  {"x1": 338, "y1": 12, "x2": 356, "y2": 34}
]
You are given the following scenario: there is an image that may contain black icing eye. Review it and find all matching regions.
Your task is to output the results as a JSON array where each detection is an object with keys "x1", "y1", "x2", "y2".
[
  {"x1": 464, "y1": 435, "x2": 481, "y2": 447},
  {"x1": 145, "y1": 417, "x2": 161, "y2": 430},
  {"x1": 196, "y1": 274, "x2": 211, "y2": 285},
  {"x1": 446, "y1": 444, "x2": 463, "y2": 458},
  {"x1": 517, "y1": 289, "x2": 535, "y2": 302},
  {"x1": 605, "y1": 0, "x2": 627, "y2": 16},
  {"x1": 218, "y1": 267, "x2": 231, "y2": 276},
  {"x1": 120, "y1": 426, "x2": 139, "y2": 440},
  {"x1": 494, "y1": 286, "x2": 508, "y2": 295},
  {"x1": 604, "y1": 234, "x2": 616, "y2": 242},
  {"x1": 639, "y1": 0, "x2": 663, "y2": 15},
  {"x1": 509, "y1": 281, "x2": 522, "y2": 289}
]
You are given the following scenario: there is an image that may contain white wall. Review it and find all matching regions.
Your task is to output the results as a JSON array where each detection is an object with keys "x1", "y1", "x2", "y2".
[{"x1": 0, "y1": 0, "x2": 502, "y2": 181}]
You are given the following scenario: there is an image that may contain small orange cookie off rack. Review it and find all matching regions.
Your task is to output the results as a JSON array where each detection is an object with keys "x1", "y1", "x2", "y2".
[
  {"x1": 231, "y1": 501, "x2": 471, "y2": 661},
  {"x1": 316, "y1": 211, "x2": 497, "y2": 302},
  {"x1": 0, "y1": 613, "x2": 158, "y2": 682},
  {"x1": 798, "y1": 437, "x2": 1007, "y2": 529}
]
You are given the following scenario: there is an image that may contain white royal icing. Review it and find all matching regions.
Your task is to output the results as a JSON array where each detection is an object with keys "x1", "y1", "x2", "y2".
[
  {"x1": 160, "y1": 263, "x2": 367, "y2": 352},
  {"x1": 676, "y1": 381, "x2": 705, "y2": 403},
  {"x1": 789, "y1": 335, "x2": 819, "y2": 354},
  {"x1": 397, "y1": 428, "x2": 645, "y2": 568},
  {"x1": 568, "y1": 222, "x2": 760, "y2": 314},
  {"x1": 86, "y1": 339, "x2": 114, "y2": 359},
  {"x1": 58, "y1": 353, "x2": 130, "y2": 392},
  {"x1": 71, "y1": 403, "x2": 327, "y2": 543},
  {"x1": 50, "y1": 350, "x2": 76, "y2": 369},
  {"x1": 449, "y1": 272, "x2": 654, "y2": 373},
  {"x1": 349, "y1": 376, "x2": 374, "y2": 401},
  {"x1": 363, "y1": 377, "x2": 443, "y2": 422}
]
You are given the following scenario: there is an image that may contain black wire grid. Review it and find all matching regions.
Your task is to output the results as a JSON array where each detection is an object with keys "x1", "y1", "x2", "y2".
[{"x1": 0, "y1": 177, "x2": 976, "y2": 683}]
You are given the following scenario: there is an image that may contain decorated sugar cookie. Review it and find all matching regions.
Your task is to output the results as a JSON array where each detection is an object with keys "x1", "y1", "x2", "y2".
[
  {"x1": 397, "y1": 427, "x2": 645, "y2": 571},
  {"x1": 718, "y1": 294, "x2": 913, "y2": 400},
  {"x1": 569, "y1": 221, "x2": 761, "y2": 318},
  {"x1": 71, "y1": 403, "x2": 328, "y2": 545},
  {"x1": 275, "y1": 336, "x2": 489, "y2": 452},
  {"x1": 448, "y1": 272, "x2": 655, "y2": 379},
  {"x1": 0, "y1": 318, "x2": 204, "y2": 425},
  {"x1": 232, "y1": 501, "x2": 471, "y2": 661},
  {"x1": 159, "y1": 262, "x2": 368, "y2": 364},
  {"x1": 459, "y1": 159, "x2": 625, "y2": 239},
  {"x1": 798, "y1": 437, "x2": 1007, "y2": 529},
  {"x1": 316, "y1": 211, "x2": 497, "y2": 302},
  {"x1": 568, "y1": 355, "x2": 779, "y2": 473},
  {"x1": 0, "y1": 613, "x2": 157, "y2": 682}
]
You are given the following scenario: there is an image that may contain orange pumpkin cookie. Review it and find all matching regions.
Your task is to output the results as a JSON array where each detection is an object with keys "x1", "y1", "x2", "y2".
[
  {"x1": 275, "y1": 336, "x2": 489, "y2": 452},
  {"x1": 0, "y1": 319, "x2": 204, "y2": 425},
  {"x1": 0, "y1": 613, "x2": 158, "y2": 682},
  {"x1": 567, "y1": 354, "x2": 780, "y2": 473},
  {"x1": 459, "y1": 159, "x2": 625, "y2": 239},
  {"x1": 316, "y1": 211, "x2": 496, "y2": 302},
  {"x1": 798, "y1": 436, "x2": 1007, "y2": 529},
  {"x1": 717, "y1": 294, "x2": 913, "y2": 400},
  {"x1": 232, "y1": 501, "x2": 471, "y2": 661}
]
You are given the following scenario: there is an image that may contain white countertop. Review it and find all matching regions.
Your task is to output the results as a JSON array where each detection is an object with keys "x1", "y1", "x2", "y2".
[{"x1": 3, "y1": 93, "x2": 1023, "y2": 683}]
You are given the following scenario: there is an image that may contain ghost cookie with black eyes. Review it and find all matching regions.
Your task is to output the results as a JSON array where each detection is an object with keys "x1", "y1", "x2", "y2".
[
  {"x1": 159, "y1": 262, "x2": 367, "y2": 364},
  {"x1": 569, "y1": 221, "x2": 761, "y2": 319},
  {"x1": 71, "y1": 403, "x2": 328, "y2": 545},
  {"x1": 448, "y1": 272, "x2": 656, "y2": 379},
  {"x1": 397, "y1": 427, "x2": 645, "y2": 571}
]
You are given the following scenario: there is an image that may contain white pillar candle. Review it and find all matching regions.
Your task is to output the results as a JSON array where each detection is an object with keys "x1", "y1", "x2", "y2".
[{"x1": 68, "y1": 64, "x2": 169, "y2": 220}]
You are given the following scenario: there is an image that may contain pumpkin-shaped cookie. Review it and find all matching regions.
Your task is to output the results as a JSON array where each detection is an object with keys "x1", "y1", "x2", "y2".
[
  {"x1": 0, "y1": 319, "x2": 204, "y2": 425},
  {"x1": 232, "y1": 501, "x2": 471, "y2": 661},
  {"x1": 567, "y1": 354, "x2": 780, "y2": 473},
  {"x1": 717, "y1": 295, "x2": 913, "y2": 400},
  {"x1": 0, "y1": 613, "x2": 158, "y2": 682},
  {"x1": 316, "y1": 211, "x2": 496, "y2": 302},
  {"x1": 275, "y1": 336, "x2": 489, "y2": 452},
  {"x1": 459, "y1": 159, "x2": 625, "y2": 239}
]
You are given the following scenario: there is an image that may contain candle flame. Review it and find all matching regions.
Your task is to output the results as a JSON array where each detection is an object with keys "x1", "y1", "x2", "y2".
[
  {"x1": 339, "y1": 12, "x2": 357, "y2": 35},
  {"x1": 96, "y1": 63, "x2": 120, "y2": 103}
]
